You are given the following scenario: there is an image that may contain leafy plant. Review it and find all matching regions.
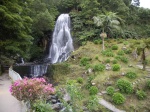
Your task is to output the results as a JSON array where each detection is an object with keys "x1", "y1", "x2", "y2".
[
  {"x1": 77, "y1": 77, "x2": 83, "y2": 84},
  {"x1": 86, "y1": 76, "x2": 95, "y2": 89},
  {"x1": 136, "y1": 90, "x2": 147, "y2": 100},
  {"x1": 116, "y1": 79, "x2": 133, "y2": 94},
  {"x1": 112, "y1": 92, "x2": 126, "y2": 105},
  {"x1": 117, "y1": 50, "x2": 125, "y2": 55},
  {"x1": 112, "y1": 64, "x2": 121, "y2": 71},
  {"x1": 124, "y1": 49, "x2": 132, "y2": 54},
  {"x1": 120, "y1": 56, "x2": 128, "y2": 63},
  {"x1": 106, "y1": 86, "x2": 115, "y2": 96},
  {"x1": 80, "y1": 57, "x2": 91, "y2": 66},
  {"x1": 32, "y1": 100, "x2": 54, "y2": 112},
  {"x1": 93, "y1": 64, "x2": 105, "y2": 72},
  {"x1": 112, "y1": 59, "x2": 118, "y2": 64},
  {"x1": 93, "y1": 39, "x2": 102, "y2": 44},
  {"x1": 89, "y1": 86, "x2": 99, "y2": 95},
  {"x1": 105, "y1": 59, "x2": 110, "y2": 63},
  {"x1": 146, "y1": 80, "x2": 150, "y2": 89},
  {"x1": 95, "y1": 55, "x2": 99, "y2": 60},
  {"x1": 112, "y1": 45, "x2": 118, "y2": 50},
  {"x1": 101, "y1": 49, "x2": 114, "y2": 57},
  {"x1": 87, "y1": 95, "x2": 99, "y2": 111},
  {"x1": 10, "y1": 78, "x2": 55, "y2": 102},
  {"x1": 126, "y1": 72, "x2": 137, "y2": 79}
]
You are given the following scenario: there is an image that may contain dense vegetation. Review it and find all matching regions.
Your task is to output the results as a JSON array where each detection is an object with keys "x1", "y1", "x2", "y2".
[{"x1": 0, "y1": 0, "x2": 150, "y2": 66}]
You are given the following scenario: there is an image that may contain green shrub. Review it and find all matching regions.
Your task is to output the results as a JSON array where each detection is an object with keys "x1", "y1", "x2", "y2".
[
  {"x1": 124, "y1": 49, "x2": 132, "y2": 54},
  {"x1": 146, "y1": 80, "x2": 150, "y2": 89},
  {"x1": 93, "y1": 39, "x2": 102, "y2": 44},
  {"x1": 77, "y1": 77, "x2": 83, "y2": 84},
  {"x1": 117, "y1": 50, "x2": 124, "y2": 56},
  {"x1": 123, "y1": 41, "x2": 128, "y2": 45},
  {"x1": 112, "y1": 92, "x2": 126, "y2": 105},
  {"x1": 112, "y1": 59, "x2": 118, "y2": 64},
  {"x1": 105, "y1": 59, "x2": 110, "y2": 63},
  {"x1": 120, "y1": 56, "x2": 128, "y2": 63},
  {"x1": 85, "y1": 64, "x2": 92, "y2": 70},
  {"x1": 80, "y1": 57, "x2": 91, "y2": 66},
  {"x1": 116, "y1": 79, "x2": 133, "y2": 94},
  {"x1": 93, "y1": 64, "x2": 105, "y2": 72},
  {"x1": 86, "y1": 76, "x2": 95, "y2": 89},
  {"x1": 32, "y1": 100, "x2": 54, "y2": 112},
  {"x1": 112, "y1": 45, "x2": 118, "y2": 50},
  {"x1": 101, "y1": 49, "x2": 114, "y2": 57},
  {"x1": 95, "y1": 56, "x2": 99, "y2": 60},
  {"x1": 106, "y1": 86, "x2": 115, "y2": 96},
  {"x1": 126, "y1": 72, "x2": 137, "y2": 79},
  {"x1": 112, "y1": 64, "x2": 121, "y2": 71},
  {"x1": 136, "y1": 90, "x2": 147, "y2": 100},
  {"x1": 89, "y1": 86, "x2": 99, "y2": 95}
]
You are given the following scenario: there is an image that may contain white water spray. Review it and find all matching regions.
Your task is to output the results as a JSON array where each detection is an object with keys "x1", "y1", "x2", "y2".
[{"x1": 49, "y1": 14, "x2": 74, "y2": 63}]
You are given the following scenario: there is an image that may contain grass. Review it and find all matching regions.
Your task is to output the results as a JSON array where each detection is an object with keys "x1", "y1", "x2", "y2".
[{"x1": 47, "y1": 39, "x2": 150, "y2": 111}]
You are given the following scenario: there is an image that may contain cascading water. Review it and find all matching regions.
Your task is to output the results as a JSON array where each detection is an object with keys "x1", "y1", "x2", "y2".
[{"x1": 49, "y1": 14, "x2": 74, "y2": 64}]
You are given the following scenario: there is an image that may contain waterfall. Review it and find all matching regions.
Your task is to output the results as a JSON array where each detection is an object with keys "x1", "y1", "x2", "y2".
[{"x1": 49, "y1": 14, "x2": 74, "y2": 64}]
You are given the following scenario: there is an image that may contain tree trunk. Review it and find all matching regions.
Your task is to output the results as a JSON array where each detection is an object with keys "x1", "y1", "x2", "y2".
[
  {"x1": 102, "y1": 37, "x2": 104, "y2": 51},
  {"x1": 142, "y1": 48, "x2": 146, "y2": 70}
]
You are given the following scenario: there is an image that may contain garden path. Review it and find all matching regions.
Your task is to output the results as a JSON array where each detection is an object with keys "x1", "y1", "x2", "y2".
[{"x1": 0, "y1": 72, "x2": 23, "y2": 112}]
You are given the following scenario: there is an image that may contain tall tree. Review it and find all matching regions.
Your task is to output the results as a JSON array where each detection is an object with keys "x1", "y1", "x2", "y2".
[
  {"x1": 0, "y1": 0, "x2": 33, "y2": 64},
  {"x1": 93, "y1": 12, "x2": 123, "y2": 50}
]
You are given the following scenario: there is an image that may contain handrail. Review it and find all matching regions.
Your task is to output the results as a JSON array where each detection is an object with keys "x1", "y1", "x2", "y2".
[{"x1": 9, "y1": 68, "x2": 22, "y2": 81}]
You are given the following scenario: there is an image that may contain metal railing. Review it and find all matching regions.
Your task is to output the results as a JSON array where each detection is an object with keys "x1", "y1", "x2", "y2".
[{"x1": 9, "y1": 68, "x2": 22, "y2": 81}]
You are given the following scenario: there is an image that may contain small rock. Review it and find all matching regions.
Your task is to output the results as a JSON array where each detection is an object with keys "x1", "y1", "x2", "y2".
[
  {"x1": 51, "y1": 99, "x2": 57, "y2": 104},
  {"x1": 128, "y1": 64, "x2": 133, "y2": 67},
  {"x1": 52, "y1": 103, "x2": 61, "y2": 110},
  {"x1": 101, "y1": 91, "x2": 107, "y2": 94},
  {"x1": 105, "y1": 63, "x2": 111, "y2": 70},
  {"x1": 98, "y1": 92, "x2": 103, "y2": 96},
  {"x1": 87, "y1": 68, "x2": 93, "y2": 74},
  {"x1": 122, "y1": 46, "x2": 127, "y2": 50},
  {"x1": 104, "y1": 81, "x2": 114, "y2": 86},
  {"x1": 92, "y1": 82, "x2": 96, "y2": 86},
  {"x1": 121, "y1": 72, "x2": 126, "y2": 76},
  {"x1": 63, "y1": 92, "x2": 71, "y2": 103}
]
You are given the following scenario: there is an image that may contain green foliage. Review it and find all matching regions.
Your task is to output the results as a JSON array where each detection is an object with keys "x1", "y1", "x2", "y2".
[
  {"x1": 89, "y1": 86, "x2": 99, "y2": 95},
  {"x1": 80, "y1": 57, "x2": 91, "y2": 66},
  {"x1": 77, "y1": 77, "x2": 83, "y2": 84},
  {"x1": 86, "y1": 76, "x2": 95, "y2": 89},
  {"x1": 112, "y1": 45, "x2": 118, "y2": 50},
  {"x1": 112, "y1": 59, "x2": 118, "y2": 64},
  {"x1": 112, "y1": 92, "x2": 126, "y2": 105},
  {"x1": 116, "y1": 56, "x2": 128, "y2": 63},
  {"x1": 126, "y1": 72, "x2": 137, "y2": 79},
  {"x1": 32, "y1": 100, "x2": 54, "y2": 112},
  {"x1": 120, "y1": 56, "x2": 128, "y2": 63},
  {"x1": 124, "y1": 49, "x2": 132, "y2": 54},
  {"x1": 87, "y1": 95, "x2": 99, "y2": 111},
  {"x1": 112, "y1": 64, "x2": 121, "y2": 71},
  {"x1": 105, "y1": 59, "x2": 110, "y2": 63},
  {"x1": 136, "y1": 90, "x2": 147, "y2": 100},
  {"x1": 93, "y1": 39, "x2": 102, "y2": 44},
  {"x1": 106, "y1": 86, "x2": 115, "y2": 96},
  {"x1": 93, "y1": 64, "x2": 105, "y2": 72},
  {"x1": 146, "y1": 80, "x2": 150, "y2": 89},
  {"x1": 95, "y1": 55, "x2": 99, "y2": 60},
  {"x1": 116, "y1": 79, "x2": 133, "y2": 94},
  {"x1": 101, "y1": 49, "x2": 114, "y2": 57},
  {"x1": 117, "y1": 50, "x2": 125, "y2": 56}
]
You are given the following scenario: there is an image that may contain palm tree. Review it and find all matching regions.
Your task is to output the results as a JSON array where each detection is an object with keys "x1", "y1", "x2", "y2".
[{"x1": 93, "y1": 12, "x2": 123, "y2": 50}]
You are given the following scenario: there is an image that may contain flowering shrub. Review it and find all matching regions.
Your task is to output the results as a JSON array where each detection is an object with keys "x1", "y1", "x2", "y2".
[{"x1": 9, "y1": 77, "x2": 55, "y2": 102}]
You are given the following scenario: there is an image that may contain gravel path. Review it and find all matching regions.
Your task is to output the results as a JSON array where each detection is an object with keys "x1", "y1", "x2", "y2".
[{"x1": 0, "y1": 73, "x2": 22, "y2": 112}]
